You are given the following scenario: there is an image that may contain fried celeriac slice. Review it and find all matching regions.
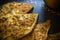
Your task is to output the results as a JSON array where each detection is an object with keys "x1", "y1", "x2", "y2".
[
  {"x1": 0, "y1": 2, "x2": 33, "y2": 14},
  {"x1": 0, "y1": 13, "x2": 38, "y2": 40}
]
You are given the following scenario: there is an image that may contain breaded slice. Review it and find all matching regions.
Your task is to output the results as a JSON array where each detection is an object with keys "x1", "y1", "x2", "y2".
[
  {"x1": 33, "y1": 20, "x2": 50, "y2": 40},
  {"x1": 21, "y1": 20, "x2": 50, "y2": 40},
  {"x1": 0, "y1": 2, "x2": 33, "y2": 14},
  {"x1": 0, "y1": 13, "x2": 38, "y2": 40}
]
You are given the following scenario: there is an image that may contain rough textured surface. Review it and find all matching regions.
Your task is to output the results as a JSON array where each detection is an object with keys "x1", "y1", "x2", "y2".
[
  {"x1": 0, "y1": 14, "x2": 38, "y2": 40},
  {"x1": 21, "y1": 20, "x2": 50, "y2": 40},
  {"x1": 0, "y1": 2, "x2": 33, "y2": 14}
]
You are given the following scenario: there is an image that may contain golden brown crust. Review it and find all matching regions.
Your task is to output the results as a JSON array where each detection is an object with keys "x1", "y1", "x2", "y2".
[
  {"x1": 0, "y1": 13, "x2": 38, "y2": 40},
  {"x1": 33, "y1": 20, "x2": 50, "y2": 40},
  {"x1": 0, "y1": 2, "x2": 33, "y2": 14},
  {"x1": 15, "y1": 14, "x2": 38, "y2": 39},
  {"x1": 21, "y1": 20, "x2": 50, "y2": 40}
]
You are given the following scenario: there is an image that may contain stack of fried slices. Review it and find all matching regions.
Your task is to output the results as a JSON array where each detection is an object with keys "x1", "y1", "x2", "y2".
[{"x1": 0, "y1": 2, "x2": 50, "y2": 40}]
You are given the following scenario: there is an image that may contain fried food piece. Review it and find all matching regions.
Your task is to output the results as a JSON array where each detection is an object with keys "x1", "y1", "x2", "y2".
[
  {"x1": 0, "y1": 2, "x2": 33, "y2": 14},
  {"x1": 21, "y1": 20, "x2": 50, "y2": 40},
  {"x1": 0, "y1": 13, "x2": 38, "y2": 40}
]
